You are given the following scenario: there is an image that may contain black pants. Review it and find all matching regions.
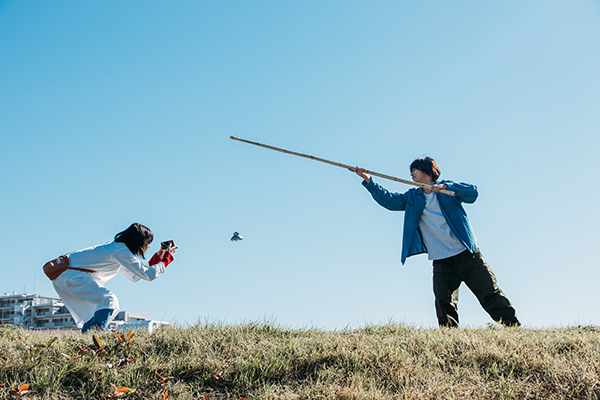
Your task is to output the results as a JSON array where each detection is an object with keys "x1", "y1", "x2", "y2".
[{"x1": 432, "y1": 249, "x2": 520, "y2": 327}]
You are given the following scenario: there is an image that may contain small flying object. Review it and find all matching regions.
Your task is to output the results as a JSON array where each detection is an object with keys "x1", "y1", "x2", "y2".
[{"x1": 230, "y1": 231, "x2": 243, "y2": 242}]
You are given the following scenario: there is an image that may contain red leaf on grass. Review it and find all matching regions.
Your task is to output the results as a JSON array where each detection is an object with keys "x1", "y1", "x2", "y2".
[{"x1": 155, "y1": 371, "x2": 174, "y2": 386}]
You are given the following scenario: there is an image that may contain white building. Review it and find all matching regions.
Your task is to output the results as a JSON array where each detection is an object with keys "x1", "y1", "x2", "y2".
[
  {"x1": 1, "y1": 292, "x2": 76, "y2": 330},
  {"x1": 0, "y1": 292, "x2": 168, "y2": 333}
]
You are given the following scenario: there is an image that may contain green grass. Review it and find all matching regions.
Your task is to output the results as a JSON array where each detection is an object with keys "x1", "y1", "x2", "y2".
[{"x1": 1, "y1": 322, "x2": 600, "y2": 399}]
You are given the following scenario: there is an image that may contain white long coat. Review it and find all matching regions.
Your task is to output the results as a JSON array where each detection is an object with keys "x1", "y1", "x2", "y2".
[{"x1": 52, "y1": 241, "x2": 167, "y2": 328}]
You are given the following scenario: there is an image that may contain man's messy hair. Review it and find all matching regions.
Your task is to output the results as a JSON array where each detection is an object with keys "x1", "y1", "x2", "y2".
[{"x1": 410, "y1": 157, "x2": 441, "y2": 181}]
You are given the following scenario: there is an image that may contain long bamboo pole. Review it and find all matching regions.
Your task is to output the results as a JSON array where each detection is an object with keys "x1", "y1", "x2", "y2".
[{"x1": 230, "y1": 136, "x2": 455, "y2": 196}]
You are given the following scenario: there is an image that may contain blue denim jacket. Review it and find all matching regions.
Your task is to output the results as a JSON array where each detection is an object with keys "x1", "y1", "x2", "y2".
[{"x1": 362, "y1": 179, "x2": 479, "y2": 264}]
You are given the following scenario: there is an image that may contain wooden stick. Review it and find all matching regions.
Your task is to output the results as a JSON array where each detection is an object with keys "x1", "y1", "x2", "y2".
[{"x1": 230, "y1": 136, "x2": 455, "y2": 196}]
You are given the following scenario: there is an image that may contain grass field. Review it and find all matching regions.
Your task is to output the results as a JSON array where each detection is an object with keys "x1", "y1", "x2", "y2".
[{"x1": 1, "y1": 322, "x2": 599, "y2": 399}]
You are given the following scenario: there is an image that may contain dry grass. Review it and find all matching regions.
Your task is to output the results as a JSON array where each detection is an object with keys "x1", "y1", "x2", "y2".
[{"x1": 1, "y1": 322, "x2": 600, "y2": 399}]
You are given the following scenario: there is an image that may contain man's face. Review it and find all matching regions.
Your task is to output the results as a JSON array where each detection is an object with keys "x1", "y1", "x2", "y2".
[{"x1": 410, "y1": 168, "x2": 432, "y2": 184}]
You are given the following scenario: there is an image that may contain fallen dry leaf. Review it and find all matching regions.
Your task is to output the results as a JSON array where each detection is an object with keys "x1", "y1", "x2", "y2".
[
  {"x1": 156, "y1": 371, "x2": 174, "y2": 386},
  {"x1": 103, "y1": 384, "x2": 135, "y2": 398},
  {"x1": 9, "y1": 383, "x2": 30, "y2": 397}
]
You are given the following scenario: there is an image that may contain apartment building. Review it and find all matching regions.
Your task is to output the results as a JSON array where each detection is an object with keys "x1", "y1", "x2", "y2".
[
  {"x1": 1, "y1": 292, "x2": 167, "y2": 332},
  {"x1": 1, "y1": 292, "x2": 76, "y2": 330}
]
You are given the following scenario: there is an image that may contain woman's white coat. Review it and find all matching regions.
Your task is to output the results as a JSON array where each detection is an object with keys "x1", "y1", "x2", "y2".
[{"x1": 52, "y1": 241, "x2": 166, "y2": 328}]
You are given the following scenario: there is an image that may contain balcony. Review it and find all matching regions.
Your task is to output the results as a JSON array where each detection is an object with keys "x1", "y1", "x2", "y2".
[{"x1": 35, "y1": 312, "x2": 51, "y2": 317}]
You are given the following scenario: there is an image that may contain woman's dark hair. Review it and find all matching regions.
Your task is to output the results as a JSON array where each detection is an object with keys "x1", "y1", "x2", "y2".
[
  {"x1": 410, "y1": 157, "x2": 441, "y2": 181},
  {"x1": 114, "y1": 223, "x2": 154, "y2": 258}
]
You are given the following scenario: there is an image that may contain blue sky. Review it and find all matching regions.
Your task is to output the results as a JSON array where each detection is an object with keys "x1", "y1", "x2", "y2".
[{"x1": 1, "y1": 1, "x2": 599, "y2": 329}]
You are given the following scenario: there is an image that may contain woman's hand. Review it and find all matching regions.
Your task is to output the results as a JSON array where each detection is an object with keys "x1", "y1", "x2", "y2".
[
  {"x1": 159, "y1": 240, "x2": 177, "y2": 255},
  {"x1": 156, "y1": 247, "x2": 168, "y2": 258},
  {"x1": 349, "y1": 166, "x2": 371, "y2": 183},
  {"x1": 150, "y1": 245, "x2": 176, "y2": 267}
]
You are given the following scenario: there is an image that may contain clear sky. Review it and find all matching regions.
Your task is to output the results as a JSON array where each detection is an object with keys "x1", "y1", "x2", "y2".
[{"x1": 1, "y1": 1, "x2": 599, "y2": 330}]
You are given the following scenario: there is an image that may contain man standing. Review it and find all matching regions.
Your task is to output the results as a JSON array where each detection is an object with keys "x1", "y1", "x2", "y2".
[{"x1": 353, "y1": 157, "x2": 520, "y2": 327}]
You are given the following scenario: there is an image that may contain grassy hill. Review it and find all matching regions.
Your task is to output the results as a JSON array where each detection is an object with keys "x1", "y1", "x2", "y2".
[{"x1": 1, "y1": 322, "x2": 599, "y2": 399}]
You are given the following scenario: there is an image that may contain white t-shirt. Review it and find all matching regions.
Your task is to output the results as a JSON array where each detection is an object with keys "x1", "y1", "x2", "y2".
[{"x1": 419, "y1": 192, "x2": 466, "y2": 260}]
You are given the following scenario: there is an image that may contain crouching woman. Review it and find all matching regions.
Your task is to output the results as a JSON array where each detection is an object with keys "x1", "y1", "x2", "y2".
[{"x1": 48, "y1": 223, "x2": 174, "y2": 333}]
